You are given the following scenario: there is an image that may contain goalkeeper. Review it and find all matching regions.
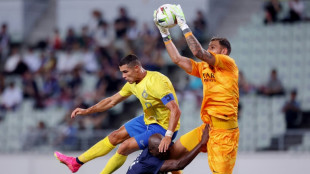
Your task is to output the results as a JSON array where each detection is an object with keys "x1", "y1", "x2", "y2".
[{"x1": 154, "y1": 5, "x2": 240, "y2": 174}]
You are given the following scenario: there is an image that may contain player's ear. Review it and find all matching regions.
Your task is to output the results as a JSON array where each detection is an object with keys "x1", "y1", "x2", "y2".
[
  {"x1": 221, "y1": 48, "x2": 228, "y2": 55},
  {"x1": 134, "y1": 65, "x2": 140, "y2": 72}
]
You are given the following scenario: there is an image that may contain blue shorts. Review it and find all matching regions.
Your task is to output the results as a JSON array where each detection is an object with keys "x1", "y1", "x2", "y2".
[{"x1": 124, "y1": 115, "x2": 178, "y2": 149}]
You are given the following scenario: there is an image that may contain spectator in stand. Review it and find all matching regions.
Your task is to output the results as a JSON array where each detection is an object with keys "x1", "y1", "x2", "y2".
[
  {"x1": 68, "y1": 68, "x2": 83, "y2": 96},
  {"x1": 22, "y1": 71, "x2": 44, "y2": 108},
  {"x1": 65, "y1": 27, "x2": 78, "y2": 48},
  {"x1": 81, "y1": 46, "x2": 99, "y2": 74},
  {"x1": 23, "y1": 46, "x2": 41, "y2": 73},
  {"x1": 238, "y1": 71, "x2": 254, "y2": 96},
  {"x1": 78, "y1": 26, "x2": 93, "y2": 48},
  {"x1": 94, "y1": 21, "x2": 113, "y2": 63},
  {"x1": 0, "y1": 23, "x2": 11, "y2": 66},
  {"x1": 88, "y1": 9, "x2": 105, "y2": 36},
  {"x1": 4, "y1": 47, "x2": 28, "y2": 75},
  {"x1": 282, "y1": 89, "x2": 302, "y2": 129},
  {"x1": 0, "y1": 73, "x2": 5, "y2": 94},
  {"x1": 114, "y1": 7, "x2": 131, "y2": 39},
  {"x1": 96, "y1": 68, "x2": 122, "y2": 95},
  {"x1": 40, "y1": 51, "x2": 57, "y2": 74},
  {"x1": 263, "y1": 0, "x2": 282, "y2": 25},
  {"x1": 57, "y1": 47, "x2": 81, "y2": 74},
  {"x1": 58, "y1": 86, "x2": 75, "y2": 110},
  {"x1": 193, "y1": 10, "x2": 208, "y2": 43},
  {"x1": 126, "y1": 19, "x2": 140, "y2": 52},
  {"x1": 0, "y1": 73, "x2": 5, "y2": 120},
  {"x1": 114, "y1": 7, "x2": 132, "y2": 56},
  {"x1": 140, "y1": 48, "x2": 162, "y2": 71},
  {"x1": 258, "y1": 69, "x2": 285, "y2": 96},
  {"x1": 50, "y1": 29, "x2": 63, "y2": 50},
  {"x1": 0, "y1": 82, "x2": 23, "y2": 111},
  {"x1": 42, "y1": 70, "x2": 60, "y2": 106},
  {"x1": 54, "y1": 114, "x2": 78, "y2": 150},
  {"x1": 22, "y1": 120, "x2": 48, "y2": 150},
  {"x1": 282, "y1": 0, "x2": 305, "y2": 23}
]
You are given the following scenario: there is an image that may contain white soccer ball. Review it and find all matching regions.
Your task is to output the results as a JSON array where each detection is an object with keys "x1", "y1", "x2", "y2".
[{"x1": 155, "y1": 4, "x2": 177, "y2": 28}]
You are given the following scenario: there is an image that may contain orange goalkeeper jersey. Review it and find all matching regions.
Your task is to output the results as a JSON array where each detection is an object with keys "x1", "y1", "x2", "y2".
[{"x1": 188, "y1": 52, "x2": 239, "y2": 123}]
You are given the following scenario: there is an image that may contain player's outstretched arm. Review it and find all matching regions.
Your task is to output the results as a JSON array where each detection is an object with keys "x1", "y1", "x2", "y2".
[
  {"x1": 159, "y1": 124, "x2": 209, "y2": 172},
  {"x1": 172, "y1": 5, "x2": 215, "y2": 66},
  {"x1": 71, "y1": 93, "x2": 128, "y2": 118}
]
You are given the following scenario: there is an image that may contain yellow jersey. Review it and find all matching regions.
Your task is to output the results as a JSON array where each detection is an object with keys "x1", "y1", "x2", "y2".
[
  {"x1": 188, "y1": 52, "x2": 239, "y2": 123},
  {"x1": 119, "y1": 71, "x2": 180, "y2": 131}
]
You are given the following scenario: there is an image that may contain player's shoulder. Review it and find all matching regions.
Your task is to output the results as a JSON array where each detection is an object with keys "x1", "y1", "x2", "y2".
[
  {"x1": 218, "y1": 54, "x2": 236, "y2": 63},
  {"x1": 148, "y1": 71, "x2": 170, "y2": 81}
]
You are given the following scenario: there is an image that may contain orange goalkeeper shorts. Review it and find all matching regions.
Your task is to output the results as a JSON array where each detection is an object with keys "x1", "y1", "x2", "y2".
[{"x1": 180, "y1": 124, "x2": 239, "y2": 174}]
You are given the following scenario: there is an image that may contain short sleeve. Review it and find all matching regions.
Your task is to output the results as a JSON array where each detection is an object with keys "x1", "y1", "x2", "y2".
[
  {"x1": 119, "y1": 82, "x2": 132, "y2": 97},
  {"x1": 151, "y1": 76, "x2": 174, "y2": 100},
  {"x1": 187, "y1": 59, "x2": 201, "y2": 78},
  {"x1": 211, "y1": 51, "x2": 237, "y2": 72}
]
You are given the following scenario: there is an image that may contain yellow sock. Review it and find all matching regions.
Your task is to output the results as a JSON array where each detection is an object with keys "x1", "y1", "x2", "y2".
[
  {"x1": 100, "y1": 152, "x2": 127, "y2": 174},
  {"x1": 78, "y1": 137, "x2": 115, "y2": 163}
]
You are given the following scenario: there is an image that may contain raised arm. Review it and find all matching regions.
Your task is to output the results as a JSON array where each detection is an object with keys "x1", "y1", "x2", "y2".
[
  {"x1": 154, "y1": 10, "x2": 192, "y2": 73},
  {"x1": 160, "y1": 124, "x2": 209, "y2": 172},
  {"x1": 164, "y1": 40, "x2": 192, "y2": 73},
  {"x1": 158, "y1": 100, "x2": 181, "y2": 153},
  {"x1": 184, "y1": 32, "x2": 215, "y2": 66},
  {"x1": 172, "y1": 5, "x2": 215, "y2": 66},
  {"x1": 71, "y1": 92, "x2": 128, "y2": 118}
]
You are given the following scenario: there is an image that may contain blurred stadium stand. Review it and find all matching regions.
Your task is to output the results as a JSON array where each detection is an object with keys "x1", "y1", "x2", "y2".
[{"x1": 0, "y1": 0, "x2": 309, "y2": 160}]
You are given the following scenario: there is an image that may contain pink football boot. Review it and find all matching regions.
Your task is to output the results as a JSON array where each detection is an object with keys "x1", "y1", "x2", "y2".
[{"x1": 54, "y1": 151, "x2": 81, "y2": 173}]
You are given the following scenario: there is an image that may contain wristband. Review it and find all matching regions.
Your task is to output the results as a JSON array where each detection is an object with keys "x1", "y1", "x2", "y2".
[
  {"x1": 163, "y1": 35, "x2": 172, "y2": 42},
  {"x1": 165, "y1": 130, "x2": 173, "y2": 137},
  {"x1": 183, "y1": 28, "x2": 193, "y2": 38},
  {"x1": 164, "y1": 40, "x2": 172, "y2": 45},
  {"x1": 180, "y1": 24, "x2": 189, "y2": 31},
  {"x1": 182, "y1": 28, "x2": 192, "y2": 35}
]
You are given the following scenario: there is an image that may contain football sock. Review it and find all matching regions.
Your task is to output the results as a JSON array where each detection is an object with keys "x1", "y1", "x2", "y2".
[
  {"x1": 78, "y1": 137, "x2": 116, "y2": 163},
  {"x1": 100, "y1": 152, "x2": 127, "y2": 174}
]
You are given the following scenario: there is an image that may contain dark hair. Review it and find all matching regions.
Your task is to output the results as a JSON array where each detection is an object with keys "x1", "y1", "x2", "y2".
[
  {"x1": 291, "y1": 89, "x2": 297, "y2": 95},
  {"x1": 211, "y1": 37, "x2": 231, "y2": 55},
  {"x1": 119, "y1": 54, "x2": 141, "y2": 67}
]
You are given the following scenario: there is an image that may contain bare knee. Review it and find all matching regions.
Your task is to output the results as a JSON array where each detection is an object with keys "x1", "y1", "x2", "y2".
[
  {"x1": 117, "y1": 139, "x2": 139, "y2": 156},
  {"x1": 108, "y1": 126, "x2": 130, "y2": 145}
]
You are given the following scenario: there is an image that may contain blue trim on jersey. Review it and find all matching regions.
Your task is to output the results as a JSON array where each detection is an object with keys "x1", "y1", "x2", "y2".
[
  {"x1": 161, "y1": 93, "x2": 174, "y2": 105},
  {"x1": 124, "y1": 115, "x2": 178, "y2": 149}
]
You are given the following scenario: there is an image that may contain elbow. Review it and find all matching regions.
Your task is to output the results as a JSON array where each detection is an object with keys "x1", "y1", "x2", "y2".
[
  {"x1": 172, "y1": 107, "x2": 181, "y2": 120},
  {"x1": 175, "y1": 161, "x2": 186, "y2": 171},
  {"x1": 176, "y1": 108, "x2": 181, "y2": 120},
  {"x1": 171, "y1": 55, "x2": 181, "y2": 65},
  {"x1": 107, "y1": 97, "x2": 117, "y2": 108},
  {"x1": 192, "y1": 50, "x2": 202, "y2": 58}
]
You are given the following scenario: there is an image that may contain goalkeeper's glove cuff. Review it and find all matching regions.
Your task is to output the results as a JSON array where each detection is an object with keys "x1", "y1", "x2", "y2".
[
  {"x1": 160, "y1": 32, "x2": 170, "y2": 38},
  {"x1": 180, "y1": 24, "x2": 189, "y2": 31},
  {"x1": 182, "y1": 28, "x2": 192, "y2": 35},
  {"x1": 163, "y1": 35, "x2": 172, "y2": 42}
]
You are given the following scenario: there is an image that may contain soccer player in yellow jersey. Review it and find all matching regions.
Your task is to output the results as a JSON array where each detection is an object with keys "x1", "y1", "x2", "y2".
[
  {"x1": 154, "y1": 5, "x2": 239, "y2": 174},
  {"x1": 54, "y1": 54, "x2": 181, "y2": 173}
]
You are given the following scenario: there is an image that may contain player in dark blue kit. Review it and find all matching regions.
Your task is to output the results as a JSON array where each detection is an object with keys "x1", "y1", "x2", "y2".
[{"x1": 127, "y1": 124, "x2": 209, "y2": 174}]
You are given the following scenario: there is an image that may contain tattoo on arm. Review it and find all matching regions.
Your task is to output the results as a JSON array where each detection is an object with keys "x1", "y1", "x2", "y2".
[{"x1": 186, "y1": 35, "x2": 213, "y2": 62}]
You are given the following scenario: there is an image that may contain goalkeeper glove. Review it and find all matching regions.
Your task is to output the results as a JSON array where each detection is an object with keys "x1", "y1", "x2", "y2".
[
  {"x1": 153, "y1": 10, "x2": 170, "y2": 38},
  {"x1": 171, "y1": 4, "x2": 189, "y2": 31}
]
